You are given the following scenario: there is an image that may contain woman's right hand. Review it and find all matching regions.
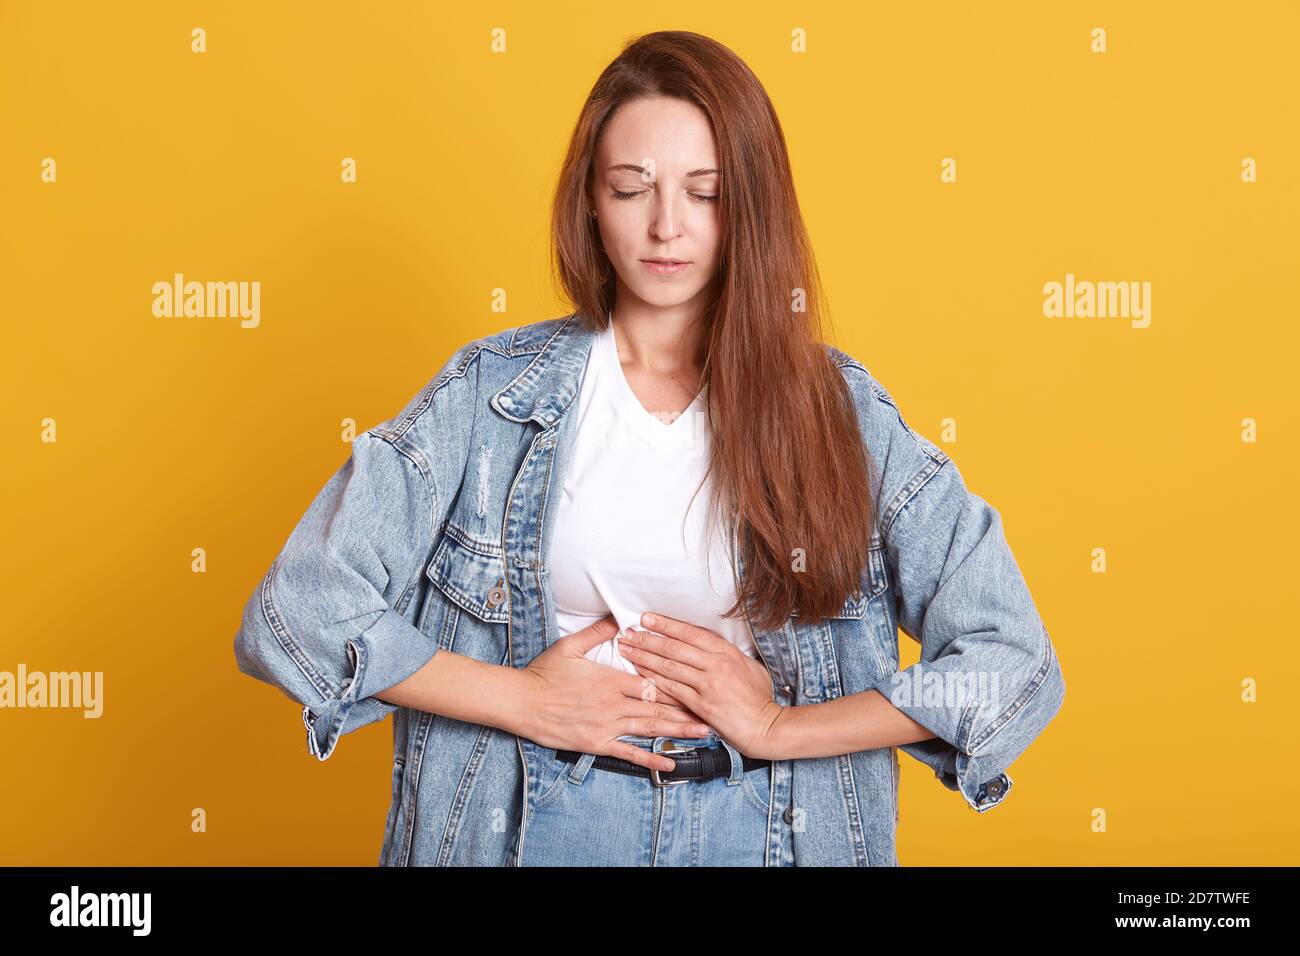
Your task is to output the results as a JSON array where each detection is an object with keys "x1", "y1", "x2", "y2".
[{"x1": 517, "y1": 615, "x2": 711, "y2": 772}]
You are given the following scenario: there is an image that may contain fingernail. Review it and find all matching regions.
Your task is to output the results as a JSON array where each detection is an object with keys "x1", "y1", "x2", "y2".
[{"x1": 642, "y1": 612, "x2": 656, "y2": 626}]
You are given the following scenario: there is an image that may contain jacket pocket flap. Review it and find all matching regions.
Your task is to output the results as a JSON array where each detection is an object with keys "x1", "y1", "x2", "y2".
[
  {"x1": 425, "y1": 526, "x2": 509, "y2": 624},
  {"x1": 830, "y1": 541, "x2": 890, "y2": 620},
  {"x1": 787, "y1": 541, "x2": 889, "y2": 621}
]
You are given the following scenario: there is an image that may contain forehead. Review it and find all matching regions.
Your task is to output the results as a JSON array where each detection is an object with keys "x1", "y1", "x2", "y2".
[{"x1": 597, "y1": 95, "x2": 717, "y2": 172}]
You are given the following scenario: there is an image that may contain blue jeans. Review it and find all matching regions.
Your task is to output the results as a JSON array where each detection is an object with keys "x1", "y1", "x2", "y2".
[{"x1": 517, "y1": 732, "x2": 788, "y2": 866}]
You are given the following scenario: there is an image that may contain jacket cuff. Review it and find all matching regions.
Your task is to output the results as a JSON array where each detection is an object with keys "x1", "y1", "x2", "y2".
[
  {"x1": 301, "y1": 606, "x2": 440, "y2": 761},
  {"x1": 870, "y1": 731, "x2": 1013, "y2": 812},
  {"x1": 947, "y1": 752, "x2": 1014, "y2": 812},
  {"x1": 868, "y1": 670, "x2": 1019, "y2": 813}
]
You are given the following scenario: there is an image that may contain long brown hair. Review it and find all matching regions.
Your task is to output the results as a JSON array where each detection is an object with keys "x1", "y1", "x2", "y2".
[{"x1": 550, "y1": 30, "x2": 876, "y2": 633}]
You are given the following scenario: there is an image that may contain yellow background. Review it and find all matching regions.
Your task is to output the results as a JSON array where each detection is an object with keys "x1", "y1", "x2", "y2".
[{"x1": 2, "y1": 1, "x2": 1296, "y2": 865}]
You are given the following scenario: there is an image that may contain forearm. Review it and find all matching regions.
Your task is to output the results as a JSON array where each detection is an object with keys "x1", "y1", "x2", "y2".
[
  {"x1": 373, "y1": 649, "x2": 530, "y2": 737},
  {"x1": 765, "y1": 688, "x2": 938, "y2": 759}
]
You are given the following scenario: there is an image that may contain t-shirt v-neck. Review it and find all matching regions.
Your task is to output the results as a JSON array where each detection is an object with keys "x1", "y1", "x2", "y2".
[{"x1": 601, "y1": 318, "x2": 708, "y2": 450}]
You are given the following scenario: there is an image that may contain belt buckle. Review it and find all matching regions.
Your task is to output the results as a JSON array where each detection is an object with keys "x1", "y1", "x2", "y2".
[{"x1": 649, "y1": 739, "x2": 697, "y2": 788}]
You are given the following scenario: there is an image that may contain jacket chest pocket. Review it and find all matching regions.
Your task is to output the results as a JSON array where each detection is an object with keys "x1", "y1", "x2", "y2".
[{"x1": 424, "y1": 523, "x2": 510, "y2": 664}]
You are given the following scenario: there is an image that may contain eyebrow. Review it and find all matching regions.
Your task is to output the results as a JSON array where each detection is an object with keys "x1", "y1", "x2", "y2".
[{"x1": 606, "y1": 163, "x2": 718, "y2": 178}]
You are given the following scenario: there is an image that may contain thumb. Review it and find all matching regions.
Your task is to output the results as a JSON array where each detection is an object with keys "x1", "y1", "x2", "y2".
[{"x1": 565, "y1": 614, "x2": 620, "y2": 655}]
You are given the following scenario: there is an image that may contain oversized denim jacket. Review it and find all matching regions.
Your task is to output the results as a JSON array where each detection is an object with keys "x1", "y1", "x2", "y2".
[{"x1": 233, "y1": 311, "x2": 1066, "y2": 867}]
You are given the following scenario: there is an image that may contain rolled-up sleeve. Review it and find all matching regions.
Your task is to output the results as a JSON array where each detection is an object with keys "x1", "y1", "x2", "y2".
[
  {"x1": 233, "y1": 429, "x2": 443, "y2": 760},
  {"x1": 868, "y1": 455, "x2": 1066, "y2": 812}
]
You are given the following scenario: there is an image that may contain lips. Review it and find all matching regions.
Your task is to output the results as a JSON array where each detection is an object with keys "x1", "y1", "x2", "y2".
[{"x1": 641, "y1": 259, "x2": 690, "y2": 276}]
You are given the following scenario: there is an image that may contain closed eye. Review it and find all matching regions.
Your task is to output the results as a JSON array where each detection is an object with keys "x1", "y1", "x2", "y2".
[{"x1": 612, "y1": 188, "x2": 718, "y2": 204}]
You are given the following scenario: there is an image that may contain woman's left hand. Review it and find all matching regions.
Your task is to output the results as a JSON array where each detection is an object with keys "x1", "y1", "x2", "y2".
[{"x1": 616, "y1": 611, "x2": 786, "y2": 760}]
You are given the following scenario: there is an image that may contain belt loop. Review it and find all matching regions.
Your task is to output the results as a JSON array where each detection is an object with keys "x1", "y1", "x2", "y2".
[
  {"x1": 716, "y1": 736, "x2": 745, "y2": 785},
  {"x1": 570, "y1": 751, "x2": 597, "y2": 785}
]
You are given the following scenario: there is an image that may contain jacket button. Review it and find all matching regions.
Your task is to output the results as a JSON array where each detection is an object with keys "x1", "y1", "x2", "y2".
[
  {"x1": 487, "y1": 585, "x2": 506, "y2": 607},
  {"x1": 783, "y1": 805, "x2": 794, "y2": 825},
  {"x1": 780, "y1": 684, "x2": 793, "y2": 697},
  {"x1": 986, "y1": 777, "x2": 1004, "y2": 799}
]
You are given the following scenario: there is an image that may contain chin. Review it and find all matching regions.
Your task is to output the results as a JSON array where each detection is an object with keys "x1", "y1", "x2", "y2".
[{"x1": 623, "y1": 278, "x2": 714, "y2": 310}]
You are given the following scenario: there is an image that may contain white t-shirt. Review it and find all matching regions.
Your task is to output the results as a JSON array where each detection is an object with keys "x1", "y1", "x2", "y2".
[{"x1": 548, "y1": 318, "x2": 759, "y2": 672}]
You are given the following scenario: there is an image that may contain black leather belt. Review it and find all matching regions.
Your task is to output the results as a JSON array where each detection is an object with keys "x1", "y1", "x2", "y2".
[{"x1": 554, "y1": 740, "x2": 770, "y2": 788}]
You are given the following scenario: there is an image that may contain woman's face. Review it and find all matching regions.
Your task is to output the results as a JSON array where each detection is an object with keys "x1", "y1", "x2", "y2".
[{"x1": 590, "y1": 95, "x2": 721, "y2": 314}]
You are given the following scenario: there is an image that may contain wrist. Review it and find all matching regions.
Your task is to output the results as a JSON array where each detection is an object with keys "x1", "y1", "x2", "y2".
[
  {"x1": 500, "y1": 665, "x2": 538, "y2": 739},
  {"x1": 756, "y1": 699, "x2": 792, "y2": 760}
]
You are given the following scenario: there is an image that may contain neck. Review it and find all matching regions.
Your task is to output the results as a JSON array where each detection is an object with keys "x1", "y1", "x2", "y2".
[{"x1": 608, "y1": 297, "x2": 707, "y2": 376}]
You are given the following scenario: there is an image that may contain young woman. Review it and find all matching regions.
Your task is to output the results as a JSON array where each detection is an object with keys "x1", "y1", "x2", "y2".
[{"x1": 235, "y1": 30, "x2": 1064, "y2": 867}]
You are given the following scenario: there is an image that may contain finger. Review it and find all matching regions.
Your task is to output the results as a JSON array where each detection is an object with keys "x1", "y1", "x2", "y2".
[
  {"x1": 619, "y1": 627, "x2": 710, "y2": 671},
  {"x1": 639, "y1": 612, "x2": 727, "y2": 652},
  {"x1": 651, "y1": 694, "x2": 709, "y2": 728},
  {"x1": 565, "y1": 614, "x2": 620, "y2": 655},
  {"x1": 622, "y1": 698, "x2": 709, "y2": 731},
  {"x1": 626, "y1": 681, "x2": 691, "y2": 714},
  {"x1": 618, "y1": 642, "x2": 705, "y2": 689},
  {"x1": 618, "y1": 714, "x2": 713, "y2": 739},
  {"x1": 628, "y1": 663, "x2": 704, "y2": 711},
  {"x1": 603, "y1": 740, "x2": 677, "y2": 773},
  {"x1": 621, "y1": 666, "x2": 702, "y2": 717},
  {"x1": 614, "y1": 671, "x2": 664, "y2": 703}
]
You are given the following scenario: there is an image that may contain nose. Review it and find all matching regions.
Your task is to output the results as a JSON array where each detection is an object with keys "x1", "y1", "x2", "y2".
[{"x1": 650, "y1": 192, "x2": 683, "y2": 242}]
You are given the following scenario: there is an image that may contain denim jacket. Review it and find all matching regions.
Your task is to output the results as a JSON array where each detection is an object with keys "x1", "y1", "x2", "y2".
[{"x1": 233, "y1": 311, "x2": 1065, "y2": 866}]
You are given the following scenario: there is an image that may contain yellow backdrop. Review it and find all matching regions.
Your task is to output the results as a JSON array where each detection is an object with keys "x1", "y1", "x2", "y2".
[{"x1": 2, "y1": 1, "x2": 1296, "y2": 865}]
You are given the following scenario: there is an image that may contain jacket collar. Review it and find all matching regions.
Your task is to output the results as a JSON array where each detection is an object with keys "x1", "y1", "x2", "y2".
[{"x1": 490, "y1": 311, "x2": 599, "y2": 428}]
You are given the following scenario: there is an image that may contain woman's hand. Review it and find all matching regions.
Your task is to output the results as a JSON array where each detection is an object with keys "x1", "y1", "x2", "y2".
[
  {"x1": 518, "y1": 615, "x2": 712, "y2": 772},
  {"x1": 617, "y1": 612, "x2": 786, "y2": 760}
]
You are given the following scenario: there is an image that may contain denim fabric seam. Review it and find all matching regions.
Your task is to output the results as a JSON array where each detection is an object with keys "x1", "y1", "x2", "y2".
[
  {"x1": 375, "y1": 336, "x2": 507, "y2": 443},
  {"x1": 739, "y1": 767, "x2": 770, "y2": 814},
  {"x1": 257, "y1": 550, "x2": 334, "y2": 702},
  {"x1": 435, "y1": 724, "x2": 499, "y2": 865},
  {"x1": 361, "y1": 433, "x2": 437, "y2": 618},
  {"x1": 368, "y1": 428, "x2": 436, "y2": 508},
  {"x1": 880, "y1": 455, "x2": 950, "y2": 544},
  {"x1": 441, "y1": 519, "x2": 505, "y2": 556},
  {"x1": 394, "y1": 711, "x2": 435, "y2": 865},
  {"x1": 964, "y1": 622, "x2": 1057, "y2": 756},
  {"x1": 834, "y1": 358, "x2": 951, "y2": 469},
  {"x1": 533, "y1": 751, "x2": 573, "y2": 811}
]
